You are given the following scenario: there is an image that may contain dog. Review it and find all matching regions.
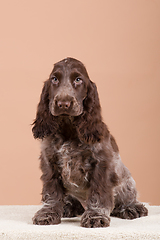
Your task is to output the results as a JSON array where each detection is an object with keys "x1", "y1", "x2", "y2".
[{"x1": 32, "y1": 57, "x2": 148, "y2": 227}]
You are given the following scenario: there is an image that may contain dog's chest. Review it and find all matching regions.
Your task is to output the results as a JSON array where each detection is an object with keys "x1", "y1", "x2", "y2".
[{"x1": 57, "y1": 142, "x2": 93, "y2": 197}]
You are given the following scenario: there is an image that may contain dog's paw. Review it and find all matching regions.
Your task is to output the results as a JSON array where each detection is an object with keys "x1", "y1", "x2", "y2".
[
  {"x1": 133, "y1": 202, "x2": 148, "y2": 218},
  {"x1": 81, "y1": 210, "x2": 110, "y2": 228},
  {"x1": 111, "y1": 202, "x2": 148, "y2": 219},
  {"x1": 32, "y1": 207, "x2": 61, "y2": 225}
]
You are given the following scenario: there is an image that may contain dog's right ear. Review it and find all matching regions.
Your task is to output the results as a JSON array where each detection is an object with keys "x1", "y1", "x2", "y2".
[{"x1": 32, "y1": 80, "x2": 58, "y2": 139}]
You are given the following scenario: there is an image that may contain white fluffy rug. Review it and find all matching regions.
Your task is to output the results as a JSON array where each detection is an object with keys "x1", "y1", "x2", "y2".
[{"x1": 0, "y1": 204, "x2": 160, "y2": 240}]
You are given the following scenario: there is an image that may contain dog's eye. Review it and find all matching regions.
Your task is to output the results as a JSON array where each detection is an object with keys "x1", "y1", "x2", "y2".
[
  {"x1": 51, "y1": 77, "x2": 59, "y2": 84},
  {"x1": 74, "y1": 78, "x2": 83, "y2": 85}
]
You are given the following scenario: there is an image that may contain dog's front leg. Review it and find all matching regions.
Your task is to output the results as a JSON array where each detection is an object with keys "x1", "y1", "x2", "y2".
[
  {"x1": 33, "y1": 175, "x2": 64, "y2": 225},
  {"x1": 81, "y1": 167, "x2": 114, "y2": 228}
]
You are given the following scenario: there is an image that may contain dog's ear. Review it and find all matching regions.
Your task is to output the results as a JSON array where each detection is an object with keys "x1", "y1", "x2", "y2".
[
  {"x1": 75, "y1": 80, "x2": 106, "y2": 143},
  {"x1": 32, "y1": 80, "x2": 58, "y2": 139}
]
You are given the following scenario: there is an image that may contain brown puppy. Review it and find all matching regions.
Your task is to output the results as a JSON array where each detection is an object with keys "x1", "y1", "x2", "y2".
[{"x1": 32, "y1": 57, "x2": 148, "y2": 228}]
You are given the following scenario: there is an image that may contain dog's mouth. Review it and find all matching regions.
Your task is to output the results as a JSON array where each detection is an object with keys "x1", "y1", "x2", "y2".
[
  {"x1": 50, "y1": 100, "x2": 83, "y2": 117},
  {"x1": 59, "y1": 113, "x2": 70, "y2": 117},
  {"x1": 52, "y1": 111, "x2": 82, "y2": 117}
]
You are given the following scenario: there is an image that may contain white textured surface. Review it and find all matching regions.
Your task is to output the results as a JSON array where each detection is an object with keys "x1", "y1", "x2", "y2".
[{"x1": 0, "y1": 204, "x2": 160, "y2": 239}]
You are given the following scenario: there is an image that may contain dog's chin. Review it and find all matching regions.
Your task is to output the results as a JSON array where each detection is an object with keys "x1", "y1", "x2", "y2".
[
  {"x1": 50, "y1": 107, "x2": 83, "y2": 117},
  {"x1": 59, "y1": 113, "x2": 70, "y2": 117},
  {"x1": 52, "y1": 112, "x2": 82, "y2": 117}
]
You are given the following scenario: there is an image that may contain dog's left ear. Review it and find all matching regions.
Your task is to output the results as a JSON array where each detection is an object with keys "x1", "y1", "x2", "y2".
[
  {"x1": 32, "y1": 80, "x2": 58, "y2": 139},
  {"x1": 75, "y1": 80, "x2": 106, "y2": 144}
]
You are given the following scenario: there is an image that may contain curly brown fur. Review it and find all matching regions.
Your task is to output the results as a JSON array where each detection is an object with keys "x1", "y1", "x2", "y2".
[{"x1": 32, "y1": 57, "x2": 148, "y2": 228}]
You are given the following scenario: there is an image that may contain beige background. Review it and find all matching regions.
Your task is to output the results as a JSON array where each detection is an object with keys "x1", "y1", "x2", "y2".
[{"x1": 0, "y1": 0, "x2": 160, "y2": 205}]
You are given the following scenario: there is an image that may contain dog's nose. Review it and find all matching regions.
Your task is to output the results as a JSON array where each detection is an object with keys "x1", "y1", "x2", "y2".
[{"x1": 57, "y1": 100, "x2": 71, "y2": 109}]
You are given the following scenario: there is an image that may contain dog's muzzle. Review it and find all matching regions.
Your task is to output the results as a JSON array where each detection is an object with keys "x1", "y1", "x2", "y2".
[{"x1": 50, "y1": 95, "x2": 83, "y2": 116}]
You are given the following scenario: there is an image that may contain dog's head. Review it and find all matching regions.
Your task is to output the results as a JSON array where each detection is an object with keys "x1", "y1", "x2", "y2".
[
  {"x1": 49, "y1": 58, "x2": 89, "y2": 116},
  {"x1": 32, "y1": 57, "x2": 104, "y2": 143}
]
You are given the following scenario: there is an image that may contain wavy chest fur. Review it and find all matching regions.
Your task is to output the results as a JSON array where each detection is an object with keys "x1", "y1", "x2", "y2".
[
  {"x1": 41, "y1": 136, "x2": 117, "y2": 207},
  {"x1": 57, "y1": 141, "x2": 95, "y2": 202}
]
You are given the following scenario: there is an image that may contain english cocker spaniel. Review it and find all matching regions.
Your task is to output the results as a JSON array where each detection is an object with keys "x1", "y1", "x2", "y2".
[{"x1": 32, "y1": 57, "x2": 148, "y2": 228}]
